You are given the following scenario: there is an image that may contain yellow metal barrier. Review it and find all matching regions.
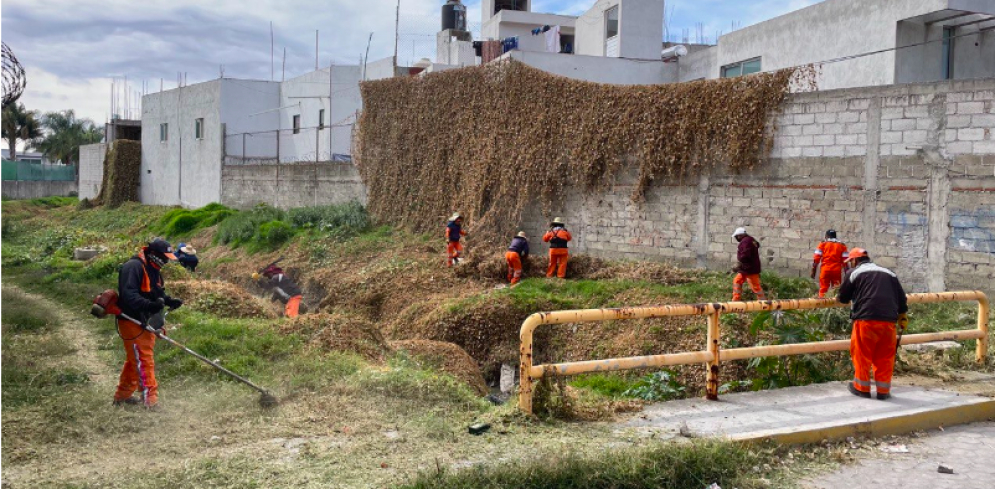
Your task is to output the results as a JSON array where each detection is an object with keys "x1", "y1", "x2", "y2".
[{"x1": 518, "y1": 291, "x2": 989, "y2": 415}]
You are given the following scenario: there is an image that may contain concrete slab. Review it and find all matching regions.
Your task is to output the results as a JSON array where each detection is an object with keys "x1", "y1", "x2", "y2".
[{"x1": 622, "y1": 382, "x2": 995, "y2": 444}]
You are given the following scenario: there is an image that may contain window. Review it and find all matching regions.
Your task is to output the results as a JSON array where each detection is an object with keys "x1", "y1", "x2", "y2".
[
  {"x1": 292, "y1": 115, "x2": 301, "y2": 134},
  {"x1": 942, "y1": 27, "x2": 955, "y2": 80},
  {"x1": 560, "y1": 34, "x2": 575, "y2": 54},
  {"x1": 159, "y1": 123, "x2": 168, "y2": 142},
  {"x1": 494, "y1": 0, "x2": 526, "y2": 15},
  {"x1": 195, "y1": 118, "x2": 204, "y2": 139},
  {"x1": 319, "y1": 109, "x2": 325, "y2": 129},
  {"x1": 721, "y1": 58, "x2": 762, "y2": 78},
  {"x1": 606, "y1": 6, "x2": 619, "y2": 39}
]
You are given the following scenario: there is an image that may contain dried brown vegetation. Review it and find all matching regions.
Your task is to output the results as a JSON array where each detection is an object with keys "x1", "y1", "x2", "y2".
[{"x1": 357, "y1": 60, "x2": 808, "y2": 244}]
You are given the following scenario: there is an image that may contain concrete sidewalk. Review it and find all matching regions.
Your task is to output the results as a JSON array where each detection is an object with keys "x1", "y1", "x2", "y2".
[{"x1": 622, "y1": 382, "x2": 995, "y2": 443}]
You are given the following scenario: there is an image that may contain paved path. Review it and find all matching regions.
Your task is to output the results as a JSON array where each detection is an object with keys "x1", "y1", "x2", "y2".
[
  {"x1": 805, "y1": 422, "x2": 995, "y2": 489},
  {"x1": 622, "y1": 381, "x2": 994, "y2": 442}
]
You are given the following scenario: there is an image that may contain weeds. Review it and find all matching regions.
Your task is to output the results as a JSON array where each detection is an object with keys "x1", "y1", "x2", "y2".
[{"x1": 154, "y1": 202, "x2": 235, "y2": 237}]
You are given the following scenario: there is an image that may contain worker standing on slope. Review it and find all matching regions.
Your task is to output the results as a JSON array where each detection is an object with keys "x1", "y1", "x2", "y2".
[
  {"x1": 445, "y1": 213, "x2": 467, "y2": 267},
  {"x1": 838, "y1": 248, "x2": 908, "y2": 400},
  {"x1": 114, "y1": 238, "x2": 183, "y2": 410},
  {"x1": 731, "y1": 227, "x2": 767, "y2": 301},
  {"x1": 811, "y1": 229, "x2": 849, "y2": 298},
  {"x1": 506, "y1": 231, "x2": 529, "y2": 286},
  {"x1": 543, "y1": 217, "x2": 572, "y2": 279},
  {"x1": 253, "y1": 264, "x2": 303, "y2": 318}
]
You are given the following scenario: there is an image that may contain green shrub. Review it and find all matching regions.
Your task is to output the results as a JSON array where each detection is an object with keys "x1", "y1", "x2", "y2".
[
  {"x1": 215, "y1": 205, "x2": 286, "y2": 248},
  {"x1": 256, "y1": 220, "x2": 294, "y2": 250},
  {"x1": 288, "y1": 201, "x2": 371, "y2": 238},
  {"x1": 154, "y1": 203, "x2": 235, "y2": 238}
]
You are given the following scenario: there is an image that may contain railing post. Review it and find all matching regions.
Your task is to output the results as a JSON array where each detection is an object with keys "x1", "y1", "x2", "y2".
[
  {"x1": 706, "y1": 310, "x2": 721, "y2": 400},
  {"x1": 519, "y1": 314, "x2": 539, "y2": 415},
  {"x1": 977, "y1": 292, "x2": 990, "y2": 364}
]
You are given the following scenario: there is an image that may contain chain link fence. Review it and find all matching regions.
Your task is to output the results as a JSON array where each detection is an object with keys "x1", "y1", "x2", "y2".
[
  {"x1": 223, "y1": 123, "x2": 355, "y2": 165},
  {"x1": 1, "y1": 160, "x2": 76, "y2": 181}
]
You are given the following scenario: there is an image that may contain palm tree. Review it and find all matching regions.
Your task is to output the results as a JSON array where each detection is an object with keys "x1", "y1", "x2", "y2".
[
  {"x1": 35, "y1": 109, "x2": 103, "y2": 167},
  {"x1": 2, "y1": 102, "x2": 42, "y2": 161}
]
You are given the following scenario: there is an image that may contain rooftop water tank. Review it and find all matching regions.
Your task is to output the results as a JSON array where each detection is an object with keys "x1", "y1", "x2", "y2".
[
  {"x1": 442, "y1": 0, "x2": 467, "y2": 31},
  {"x1": 661, "y1": 44, "x2": 689, "y2": 61}
]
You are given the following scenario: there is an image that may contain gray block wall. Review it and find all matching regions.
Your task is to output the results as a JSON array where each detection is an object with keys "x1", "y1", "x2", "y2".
[
  {"x1": 1, "y1": 181, "x2": 78, "y2": 200},
  {"x1": 78, "y1": 143, "x2": 107, "y2": 200},
  {"x1": 221, "y1": 162, "x2": 367, "y2": 210}
]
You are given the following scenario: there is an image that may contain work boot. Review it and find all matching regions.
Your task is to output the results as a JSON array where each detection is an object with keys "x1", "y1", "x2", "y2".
[
  {"x1": 112, "y1": 396, "x2": 142, "y2": 407},
  {"x1": 876, "y1": 392, "x2": 891, "y2": 401},
  {"x1": 847, "y1": 382, "x2": 871, "y2": 399}
]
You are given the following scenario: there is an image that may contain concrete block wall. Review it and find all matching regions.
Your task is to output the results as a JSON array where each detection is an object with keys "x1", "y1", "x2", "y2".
[
  {"x1": 220, "y1": 162, "x2": 367, "y2": 210},
  {"x1": 1, "y1": 181, "x2": 78, "y2": 200},
  {"x1": 78, "y1": 143, "x2": 107, "y2": 200},
  {"x1": 521, "y1": 78, "x2": 995, "y2": 295}
]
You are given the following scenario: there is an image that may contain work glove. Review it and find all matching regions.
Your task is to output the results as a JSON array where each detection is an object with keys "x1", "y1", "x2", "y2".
[
  {"x1": 810, "y1": 267, "x2": 817, "y2": 280},
  {"x1": 252, "y1": 272, "x2": 261, "y2": 281},
  {"x1": 897, "y1": 313, "x2": 909, "y2": 332},
  {"x1": 147, "y1": 300, "x2": 165, "y2": 314},
  {"x1": 165, "y1": 297, "x2": 183, "y2": 310}
]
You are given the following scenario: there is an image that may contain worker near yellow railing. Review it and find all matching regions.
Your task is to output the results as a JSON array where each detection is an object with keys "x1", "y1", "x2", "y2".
[
  {"x1": 731, "y1": 227, "x2": 766, "y2": 301},
  {"x1": 838, "y1": 248, "x2": 909, "y2": 400},
  {"x1": 811, "y1": 229, "x2": 849, "y2": 298},
  {"x1": 543, "y1": 217, "x2": 572, "y2": 278}
]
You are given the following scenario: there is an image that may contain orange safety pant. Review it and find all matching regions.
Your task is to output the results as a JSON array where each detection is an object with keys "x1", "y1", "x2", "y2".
[
  {"x1": 818, "y1": 266, "x2": 844, "y2": 298},
  {"x1": 446, "y1": 241, "x2": 463, "y2": 266},
  {"x1": 114, "y1": 318, "x2": 158, "y2": 407},
  {"x1": 547, "y1": 248, "x2": 569, "y2": 278},
  {"x1": 285, "y1": 295, "x2": 302, "y2": 318},
  {"x1": 850, "y1": 319, "x2": 897, "y2": 395},
  {"x1": 505, "y1": 251, "x2": 523, "y2": 285},
  {"x1": 732, "y1": 273, "x2": 766, "y2": 301}
]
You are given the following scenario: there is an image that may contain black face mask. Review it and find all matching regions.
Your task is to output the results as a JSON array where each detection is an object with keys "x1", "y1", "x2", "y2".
[{"x1": 148, "y1": 252, "x2": 169, "y2": 269}]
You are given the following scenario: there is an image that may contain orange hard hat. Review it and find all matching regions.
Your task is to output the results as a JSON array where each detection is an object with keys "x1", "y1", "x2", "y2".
[{"x1": 846, "y1": 248, "x2": 868, "y2": 263}]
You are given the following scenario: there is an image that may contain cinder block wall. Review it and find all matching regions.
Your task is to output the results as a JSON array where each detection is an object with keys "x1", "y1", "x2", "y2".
[
  {"x1": 519, "y1": 78, "x2": 995, "y2": 294},
  {"x1": 78, "y1": 143, "x2": 107, "y2": 200},
  {"x1": 220, "y1": 161, "x2": 367, "y2": 210}
]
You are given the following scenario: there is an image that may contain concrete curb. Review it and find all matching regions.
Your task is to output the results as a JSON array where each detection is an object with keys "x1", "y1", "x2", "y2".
[{"x1": 732, "y1": 399, "x2": 995, "y2": 445}]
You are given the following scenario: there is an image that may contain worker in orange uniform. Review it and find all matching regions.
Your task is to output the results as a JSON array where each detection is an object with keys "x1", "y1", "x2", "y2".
[
  {"x1": 811, "y1": 229, "x2": 849, "y2": 298},
  {"x1": 838, "y1": 248, "x2": 908, "y2": 400},
  {"x1": 445, "y1": 213, "x2": 467, "y2": 267},
  {"x1": 253, "y1": 265, "x2": 303, "y2": 318},
  {"x1": 543, "y1": 217, "x2": 572, "y2": 278},
  {"x1": 114, "y1": 238, "x2": 183, "y2": 410},
  {"x1": 731, "y1": 227, "x2": 766, "y2": 301},
  {"x1": 505, "y1": 231, "x2": 529, "y2": 286}
]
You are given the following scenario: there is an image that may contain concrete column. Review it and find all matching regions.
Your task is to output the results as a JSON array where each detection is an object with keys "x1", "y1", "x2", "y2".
[
  {"x1": 923, "y1": 93, "x2": 950, "y2": 293},
  {"x1": 695, "y1": 172, "x2": 710, "y2": 269},
  {"x1": 861, "y1": 98, "x2": 881, "y2": 248}
]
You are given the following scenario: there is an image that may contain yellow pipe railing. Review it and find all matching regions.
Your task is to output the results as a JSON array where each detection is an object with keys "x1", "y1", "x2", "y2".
[{"x1": 518, "y1": 291, "x2": 989, "y2": 414}]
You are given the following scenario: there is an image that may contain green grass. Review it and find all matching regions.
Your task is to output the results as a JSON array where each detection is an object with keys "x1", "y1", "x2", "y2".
[
  {"x1": 154, "y1": 202, "x2": 235, "y2": 238},
  {"x1": 398, "y1": 440, "x2": 773, "y2": 489},
  {"x1": 568, "y1": 373, "x2": 643, "y2": 398}
]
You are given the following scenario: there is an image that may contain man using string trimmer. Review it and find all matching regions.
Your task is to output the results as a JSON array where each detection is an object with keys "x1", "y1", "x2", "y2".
[{"x1": 112, "y1": 238, "x2": 183, "y2": 410}]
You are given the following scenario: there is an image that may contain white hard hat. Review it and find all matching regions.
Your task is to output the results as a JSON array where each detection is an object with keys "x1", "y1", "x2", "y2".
[{"x1": 732, "y1": 227, "x2": 747, "y2": 237}]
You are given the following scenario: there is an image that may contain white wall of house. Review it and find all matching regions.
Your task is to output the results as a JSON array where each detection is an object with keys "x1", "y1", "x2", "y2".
[
  {"x1": 677, "y1": 47, "x2": 717, "y2": 82},
  {"x1": 482, "y1": 9, "x2": 577, "y2": 53},
  {"x1": 714, "y1": 0, "x2": 995, "y2": 90},
  {"x1": 279, "y1": 66, "x2": 362, "y2": 162},
  {"x1": 507, "y1": 50, "x2": 676, "y2": 84},
  {"x1": 575, "y1": 0, "x2": 663, "y2": 60}
]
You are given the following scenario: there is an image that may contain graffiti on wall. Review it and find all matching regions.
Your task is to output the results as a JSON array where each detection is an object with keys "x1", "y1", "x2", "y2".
[{"x1": 949, "y1": 208, "x2": 995, "y2": 254}]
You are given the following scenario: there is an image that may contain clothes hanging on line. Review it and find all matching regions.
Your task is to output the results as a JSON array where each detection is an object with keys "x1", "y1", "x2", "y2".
[
  {"x1": 545, "y1": 25, "x2": 561, "y2": 53},
  {"x1": 531, "y1": 25, "x2": 551, "y2": 36},
  {"x1": 502, "y1": 36, "x2": 519, "y2": 53},
  {"x1": 481, "y1": 40, "x2": 503, "y2": 63}
]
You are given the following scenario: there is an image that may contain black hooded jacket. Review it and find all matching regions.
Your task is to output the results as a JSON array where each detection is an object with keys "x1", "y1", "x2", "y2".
[
  {"x1": 117, "y1": 251, "x2": 175, "y2": 321},
  {"x1": 838, "y1": 262, "x2": 908, "y2": 322}
]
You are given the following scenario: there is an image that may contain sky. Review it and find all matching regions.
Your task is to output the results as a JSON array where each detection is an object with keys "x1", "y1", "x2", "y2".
[{"x1": 1, "y1": 0, "x2": 821, "y2": 147}]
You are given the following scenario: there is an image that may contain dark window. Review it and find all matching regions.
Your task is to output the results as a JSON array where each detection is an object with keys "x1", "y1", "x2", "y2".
[
  {"x1": 195, "y1": 118, "x2": 204, "y2": 139},
  {"x1": 606, "y1": 6, "x2": 619, "y2": 39},
  {"x1": 560, "y1": 34, "x2": 575, "y2": 54},
  {"x1": 319, "y1": 109, "x2": 325, "y2": 129},
  {"x1": 293, "y1": 115, "x2": 301, "y2": 134},
  {"x1": 942, "y1": 27, "x2": 955, "y2": 80},
  {"x1": 721, "y1": 58, "x2": 762, "y2": 78},
  {"x1": 159, "y1": 123, "x2": 168, "y2": 142},
  {"x1": 494, "y1": 0, "x2": 526, "y2": 14}
]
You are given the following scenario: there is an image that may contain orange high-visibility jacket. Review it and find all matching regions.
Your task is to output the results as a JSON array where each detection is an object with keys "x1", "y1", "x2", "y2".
[{"x1": 813, "y1": 239, "x2": 849, "y2": 270}]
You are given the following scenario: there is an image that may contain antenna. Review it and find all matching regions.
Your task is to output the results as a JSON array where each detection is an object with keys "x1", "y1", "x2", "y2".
[
  {"x1": 315, "y1": 30, "x2": 319, "y2": 71},
  {"x1": 282, "y1": 47, "x2": 286, "y2": 81},
  {"x1": 393, "y1": 0, "x2": 400, "y2": 69},
  {"x1": 270, "y1": 21, "x2": 275, "y2": 81}
]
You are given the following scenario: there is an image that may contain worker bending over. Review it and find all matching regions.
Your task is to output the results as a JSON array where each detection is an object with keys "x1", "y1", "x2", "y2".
[
  {"x1": 505, "y1": 231, "x2": 529, "y2": 286},
  {"x1": 253, "y1": 265, "x2": 303, "y2": 318},
  {"x1": 731, "y1": 227, "x2": 766, "y2": 301},
  {"x1": 811, "y1": 229, "x2": 848, "y2": 298},
  {"x1": 543, "y1": 217, "x2": 572, "y2": 279},
  {"x1": 445, "y1": 213, "x2": 467, "y2": 267},
  {"x1": 838, "y1": 248, "x2": 908, "y2": 400},
  {"x1": 114, "y1": 238, "x2": 183, "y2": 410}
]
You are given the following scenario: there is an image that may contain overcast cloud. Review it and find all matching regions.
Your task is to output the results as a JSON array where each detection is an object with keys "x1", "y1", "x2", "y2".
[{"x1": 1, "y1": 0, "x2": 820, "y2": 146}]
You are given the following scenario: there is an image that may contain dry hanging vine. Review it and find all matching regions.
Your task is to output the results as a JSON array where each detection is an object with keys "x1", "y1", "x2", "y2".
[{"x1": 356, "y1": 60, "x2": 809, "y2": 245}]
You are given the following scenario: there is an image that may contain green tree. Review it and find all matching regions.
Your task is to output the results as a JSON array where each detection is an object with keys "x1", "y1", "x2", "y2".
[
  {"x1": 35, "y1": 110, "x2": 103, "y2": 166},
  {"x1": 1, "y1": 103, "x2": 42, "y2": 161}
]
